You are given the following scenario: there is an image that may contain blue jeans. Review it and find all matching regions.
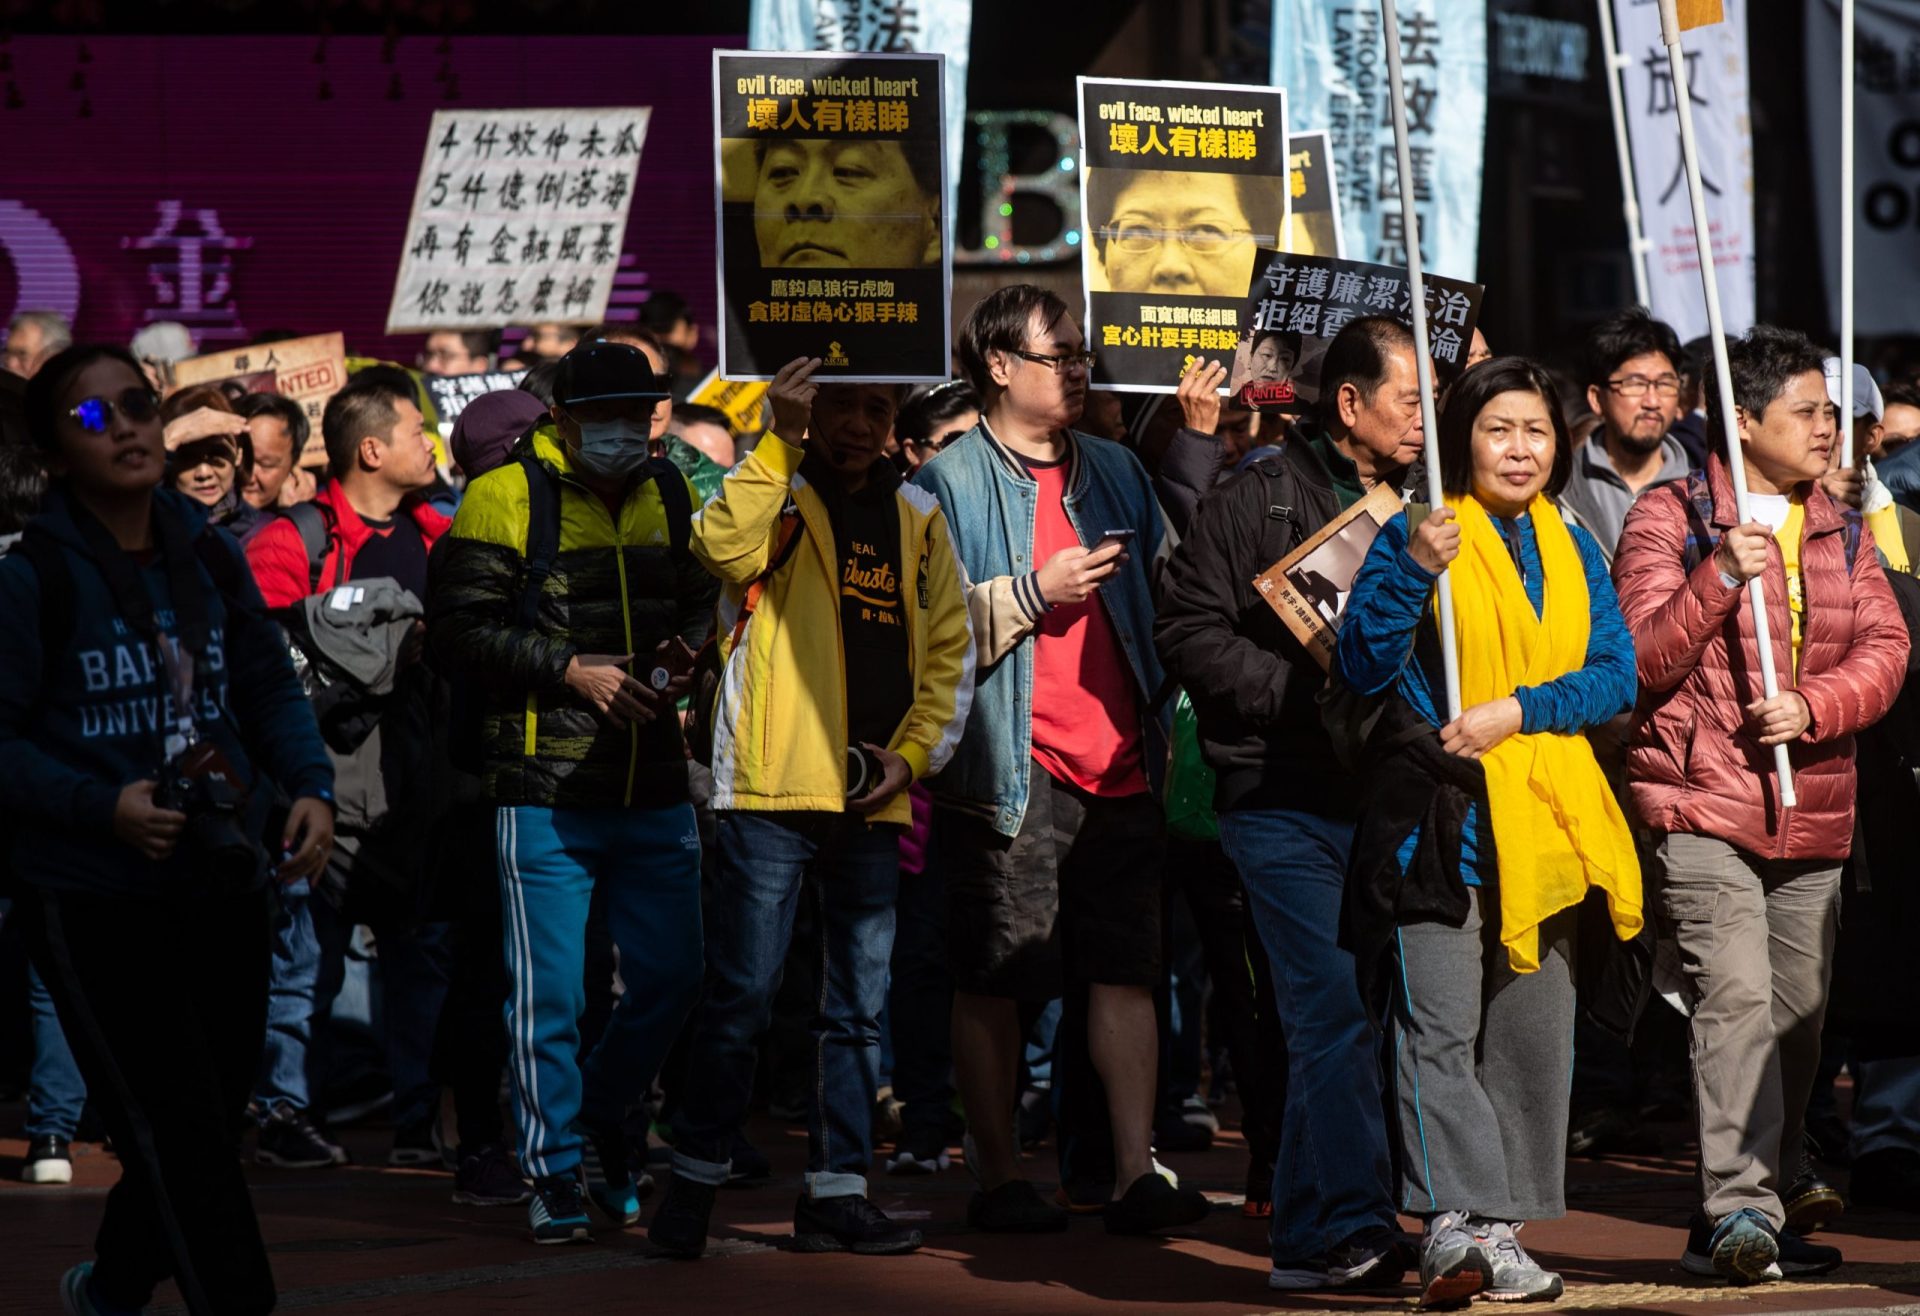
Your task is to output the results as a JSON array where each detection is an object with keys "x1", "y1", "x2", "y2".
[
  {"x1": 498, "y1": 804, "x2": 704, "y2": 1180},
  {"x1": 673, "y1": 811, "x2": 899, "y2": 1199},
  {"x1": 1218, "y1": 808, "x2": 1396, "y2": 1262},
  {"x1": 255, "y1": 878, "x2": 320, "y2": 1114},
  {"x1": 27, "y1": 960, "x2": 87, "y2": 1139}
]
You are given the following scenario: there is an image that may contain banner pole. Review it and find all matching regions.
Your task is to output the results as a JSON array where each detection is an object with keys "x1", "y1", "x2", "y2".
[
  {"x1": 1378, "y1": 0, "x2": 1461, "y2": 723},
  {"x1": 1841, "y1": 0, "x2": 1856, "y2": 468},
  {"x1": 1597, "y1": 0, "x2": 1654, "y2": 309},
  {"x1": 1659, "y1": 0, "x2": 1795, "y2": 807}
]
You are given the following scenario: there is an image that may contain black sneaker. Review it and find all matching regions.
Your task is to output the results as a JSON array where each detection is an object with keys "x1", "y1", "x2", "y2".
[
  {"x1": 528, "y1": 1172, "x2": 592, "y2": 1245},
  {"x1": 792, "y1": 1192, "x2": 923, "y2": 1255},
  {"x1": 648, "y1": 1174, "x2": 718, "y2": 1259},
  {"x1": 22, "y1": 1135, "x2": 72, "y2": 1185},
  {"x1": 452, "y1": 1145, "x2": 530, "y2": 1206},
  {"x1": 389, "y1": 1119, "x2": 442, "y2": 1168},
  {"x1": 580, "y1": 1119, "x2": 640, "y2": 1227},
  {"x1": 888, "y1": 1127, "x2": 953, "y2": 1176},
  {"x1": 1151, "y1": 1110, "x2": 1214, "y2": 1153},
  {"x1": 1850, "y1": 1146, "x2": 1920, "y2": 1210},
  {"x1": 256, "y1": 1106, "x2": 347, "y2": 1169},
  {"x1": 726, "y1": 1131, "x2": 771, "y2": 1186},
  {"x1": 1104, "y1": 1171, "x2": 1212, "y2": 1236},
  {"x1": 1778, "y1": 1229, "x2": 1843, "y2": 1276},
  {"x1": 1326, "y1": 1225, "x2": 1412, "y2": 1290},
  {"x1": 967, "y1": 1178, "x2": 1069, "y2": 1233},
  {"x1": 1784, "y1": 1169, "x2": 1846, "y2": 1235}
]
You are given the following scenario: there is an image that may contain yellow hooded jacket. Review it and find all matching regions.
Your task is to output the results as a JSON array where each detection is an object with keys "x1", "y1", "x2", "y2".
[{"x1": 691, "y1": 435, "x2": 975, "y2": 826}]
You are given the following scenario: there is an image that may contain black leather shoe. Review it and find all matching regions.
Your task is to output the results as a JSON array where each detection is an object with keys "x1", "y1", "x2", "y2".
[
  {"x1": 792, "y1": 1193, "x2": 922, "y2": 1254},
  {"x1": 1104, "y1": 1171, "x2": 1211, "y2": 1235}
]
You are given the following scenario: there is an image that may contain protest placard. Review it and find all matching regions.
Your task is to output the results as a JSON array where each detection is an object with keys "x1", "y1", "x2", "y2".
[
  {"x1": 385, "y1": 108, "x2": 652, "y2": 334},
  {"x1": 1225, "y1": 251, "x2": 1483, "y2": 416},
  {"x1": 1286, "y1": 129, "x2": 1345, "y2": 258},
  {"x1": 1077, "y1": 77, "x2": 1289, "y2": 394},
  {"x1": 713, "y1": 50, "x2": 950, "y2": 382},
  {"x1": 171, "y1": 332, "x2": 348, "y2": 467},
  {"x1": 689, "y1": 369, "x2": 770, "y2": 438},
  {"x1": 424, "y1": 370, "x2": 530, "y2": 429},
  {"x1": 1254, "y1": 483, "x2": 1403, "y2": 670}
]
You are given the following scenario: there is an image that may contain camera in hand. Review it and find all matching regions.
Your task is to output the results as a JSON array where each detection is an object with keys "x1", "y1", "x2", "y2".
[
  {"x1": 845, "y1": 745, "x2": 886, "y2": 800},
  {"x1": 154, "y1": 740, "x2": 259, "y2": 891}
]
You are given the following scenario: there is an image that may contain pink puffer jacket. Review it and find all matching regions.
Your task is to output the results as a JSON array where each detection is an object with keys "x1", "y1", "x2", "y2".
[{"x1": 1613, "y1": 456, "x2": 1909, "y2": 860}]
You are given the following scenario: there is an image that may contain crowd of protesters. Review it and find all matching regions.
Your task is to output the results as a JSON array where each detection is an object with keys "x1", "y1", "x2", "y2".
[{"x1": 3, "y1": 277, "x2": 1920, "y2": 1316}]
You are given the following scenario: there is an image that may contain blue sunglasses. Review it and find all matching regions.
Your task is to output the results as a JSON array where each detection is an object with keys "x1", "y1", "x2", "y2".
[{"x1": 70, "y1": 388, "x2": 161, "y2": 433}]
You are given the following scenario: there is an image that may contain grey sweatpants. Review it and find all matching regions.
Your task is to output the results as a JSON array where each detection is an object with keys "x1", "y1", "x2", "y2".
[
  {"x1": 1389, "y1": 888, "x2": 1576, "y2": 1221},
  {"x1": 1650, "y1": 832, "x2": 1842, "y2": 1228}
]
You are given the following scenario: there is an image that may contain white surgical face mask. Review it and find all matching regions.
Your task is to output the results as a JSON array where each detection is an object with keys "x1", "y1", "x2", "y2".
[{"x1": 572, "y1": 418, "x2": 650, "y2": 478}]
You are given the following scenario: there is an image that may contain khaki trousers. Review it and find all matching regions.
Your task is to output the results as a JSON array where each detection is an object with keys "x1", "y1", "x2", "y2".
[{"x1": 1651, "y1": 832, "x2": 1842, "y2": 1227}]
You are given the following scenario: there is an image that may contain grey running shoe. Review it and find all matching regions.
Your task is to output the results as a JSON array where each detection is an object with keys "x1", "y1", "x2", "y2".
[
  {"x1": 1419, "y1": 1211, "x2": 1492, "y2": 1309},
  {"x1": 1475, "y1": 1220, "x2": 1564, "y2": 1303}
]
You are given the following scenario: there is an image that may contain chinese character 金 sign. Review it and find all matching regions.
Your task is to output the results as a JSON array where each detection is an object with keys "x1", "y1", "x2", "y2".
[
  {"x1": 1273, "y1": 0, "x2": 1487, "y2": 279},
  {"x1": 1287, "y1": 129, "x2": 1345, "y2": 258},
  {"x1": 424, "y1": 370, "x2": 530, "y2": 429},
  {"x1": 1225, "y1": 251, "x2": 1483, "y2": 416},
  {"x1": 386, "y1": 108, "x2": 653, "y2": 334},
  {"x1": 1613, "y1": 0, "x2": 1753, "y2": 342},
  {"x1": 713, "y1": 50, "x2": 950, "y2": 382},
  {"x1": 170, "y1": 333, "x2": 348, "y2": 468},
  {"x1": 1077, "y1": 76, "x2": 1289, "y2": 394}
]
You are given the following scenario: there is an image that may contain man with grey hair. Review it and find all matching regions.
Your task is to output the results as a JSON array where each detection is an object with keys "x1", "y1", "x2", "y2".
[
  {"x1": 2, "y1": 311, "x2": 72, "y2": 379},
  {"x1": 130, "y1": 321, "x2": 197, "y2": 391}
]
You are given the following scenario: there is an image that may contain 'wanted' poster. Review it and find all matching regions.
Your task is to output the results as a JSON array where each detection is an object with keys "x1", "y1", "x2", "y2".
[
  {"x1": 171, "y1": 332, "x2": 348, "y2": 467},
  {"x1": 714, "y1": 50, "x2": 950, "y2": 382},
  {"x1": 1077, "y1": 77, "x2": 1289, "y2": 394},
  {"x1": 1227, "y1": 251, "x2": 1482, "y2": 415},
  {"x1": 386, "y1": 108, "x2": 652, "y2": 333}
]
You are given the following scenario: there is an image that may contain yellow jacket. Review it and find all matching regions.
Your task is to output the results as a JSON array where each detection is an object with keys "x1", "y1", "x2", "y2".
[{"x1": 691, "y1": 435, "x2": 975, "y2": 826}]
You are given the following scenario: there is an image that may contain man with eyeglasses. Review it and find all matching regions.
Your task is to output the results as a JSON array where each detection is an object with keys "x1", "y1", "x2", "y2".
[
  {"x1": 913, "y1": 284, "x2": 1211, "y2": 1238},
  {"x1": 1559, "y1": 308, "x2": 1694, "y2": 557}
]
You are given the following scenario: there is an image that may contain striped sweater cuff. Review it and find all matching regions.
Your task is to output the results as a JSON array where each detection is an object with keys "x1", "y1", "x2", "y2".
[{"x1": 1014, "y1": 570, "x2": 1051, "y2": 622}]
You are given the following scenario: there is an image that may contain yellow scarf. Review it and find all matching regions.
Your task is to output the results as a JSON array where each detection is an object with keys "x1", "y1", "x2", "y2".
[{"x1": 1446, "y1": 494, "x2": 1643, "y2": 972}]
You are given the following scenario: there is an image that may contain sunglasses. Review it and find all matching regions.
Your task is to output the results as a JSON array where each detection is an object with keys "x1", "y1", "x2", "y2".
[{"x1": 70, "y1": 388, "x2": 162, "y2": 433}]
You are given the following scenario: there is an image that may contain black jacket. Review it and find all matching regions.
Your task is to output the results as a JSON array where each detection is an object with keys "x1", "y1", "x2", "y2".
[
  {"x1": 1154, "y1": 437, "x2": 1361, "y2": 816},
  {"x1": 1154, "y1": 427, "x2": 1229, "y2": 539}
]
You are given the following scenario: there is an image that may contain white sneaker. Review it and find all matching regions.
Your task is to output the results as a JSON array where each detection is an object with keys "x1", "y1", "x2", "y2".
[
  {"x1": 1475, "y1": 1220, "x2": 1564, "y2": 1303},
  {"x1": 1419, "y1": 1211, "x2": 1492, "y2": 1309},
  {"x1": 23, "y1": 1136, "x2": 73, "y2": 1185}
]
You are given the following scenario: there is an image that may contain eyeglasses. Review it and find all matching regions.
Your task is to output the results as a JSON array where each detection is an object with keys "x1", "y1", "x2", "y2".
[
  {"x1": 1102, "y1": 224, "x2": 1252, "y2": 256},
  {"x1": 69, "y1": 388, "x2": 161, "y2": 433},
  {"x1": 1605, "y1": 374, "x2": 1682, "y2": 400},
  {"x1": 1011, "y1": 350, "x2": 1097, "y2": 374}
]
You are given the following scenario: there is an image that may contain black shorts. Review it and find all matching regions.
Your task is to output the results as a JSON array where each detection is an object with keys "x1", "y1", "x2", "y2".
[{"x1": 937, "y1": 769, "x2": 1166, "y2": 1001}]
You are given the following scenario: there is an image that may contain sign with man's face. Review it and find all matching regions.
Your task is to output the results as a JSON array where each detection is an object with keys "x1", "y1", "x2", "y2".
[
  {"x1": 1077, "y1": 77, "x2": 1290, "y2": 394},
  {"x1": 713, "y1": 50, "x2": 950, "y2": 382}
]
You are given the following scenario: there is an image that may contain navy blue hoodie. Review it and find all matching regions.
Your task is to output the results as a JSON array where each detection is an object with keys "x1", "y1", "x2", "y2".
[{"x1": 0, "y1": 486, "x2": 333, "y2": 897}]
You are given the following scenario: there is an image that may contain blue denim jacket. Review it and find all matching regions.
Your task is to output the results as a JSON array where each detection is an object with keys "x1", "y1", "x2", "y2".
[{"x1": 913, "y1": 422, "x2": 1170, "y2": 837}]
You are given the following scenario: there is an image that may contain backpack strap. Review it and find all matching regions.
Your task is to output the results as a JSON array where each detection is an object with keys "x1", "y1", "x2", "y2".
[
  {"x1": 517, "y1": 454, "x2": 562, "y2": 629},
  {"x1": 284, "y1": 501, "x2": 336, "y2": 594},
  {"x1": 646, "y1": 457, "x2": 693, "y2": 554},
  {"x1": 1676, "y1": 472, "x2": 1718, "y2": 575},
  {"x1": 729, "y1": 504, "x2": 804, "y2": 648},
  {"x1": 1839, "y1": 505, "x2": 1864, "y2": 574}
]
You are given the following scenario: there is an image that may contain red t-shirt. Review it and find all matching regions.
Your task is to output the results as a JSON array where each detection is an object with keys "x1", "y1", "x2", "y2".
[{"x1": 1025, "y1": 457, "x2": 1148, "y2": 797}]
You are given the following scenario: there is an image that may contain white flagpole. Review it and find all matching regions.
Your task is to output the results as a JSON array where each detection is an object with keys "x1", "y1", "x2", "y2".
[
  {"x1": 1841, "y1": 0, "x2": 1857, "y2": 467},
  {"x1": 1597, "y1": 0, "x2": 1654, "y2": 309},
  {"x1": 1659, "y1": 0, "x2": 1795, "y2": 807},
  {"x1": 1379, "y1": 0, "x2": 1461, "y2": 722}
]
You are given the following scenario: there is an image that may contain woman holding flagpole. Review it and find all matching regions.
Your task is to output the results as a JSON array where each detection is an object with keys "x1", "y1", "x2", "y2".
[{"x1": 1334, "y1": 358, "x2": 1643, "y2": 1307}]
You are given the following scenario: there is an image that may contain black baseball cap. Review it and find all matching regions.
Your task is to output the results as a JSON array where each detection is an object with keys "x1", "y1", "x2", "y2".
[{"x1": 553, "y1": 339, "x2": 670, "y2": 407}]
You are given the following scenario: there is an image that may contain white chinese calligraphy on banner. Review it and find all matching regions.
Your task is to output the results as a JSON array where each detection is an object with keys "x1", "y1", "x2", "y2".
[
  {"x1": 1272, "y1": 0, "x2": 1486, "y2": 281},
  {"x1": 1807, "y1": 0, "x2": 1920, "y2": 338},
  {"x1": 386, "y1": 108, "x2": 651, "y2": 333},
  {"x1": 1612, "y1": 0, "x2": 1754, "y2": 341}
]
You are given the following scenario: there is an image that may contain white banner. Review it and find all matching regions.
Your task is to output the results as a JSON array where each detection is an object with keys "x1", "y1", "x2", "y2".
[
  {"x1": 749, "y1": 0, "x2": 971, "y2": 217},
  {"x1": 1808, "y1": 0, "x2": 1920, "y2": 338},
  {"x1": 1272, "y1": 0, "x2": 1486, "y2": 280},
  {"x1": 1612, "y1": 0, "x2": 1754, "y2": 342},
  {"x1": 386, "y1": 107, "x2": 651, "y2": 333}
]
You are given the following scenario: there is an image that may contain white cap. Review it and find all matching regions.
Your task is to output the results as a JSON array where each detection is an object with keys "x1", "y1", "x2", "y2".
[{"x1": 1824, "y1": 357, "x2": 1883, "y2": 420}]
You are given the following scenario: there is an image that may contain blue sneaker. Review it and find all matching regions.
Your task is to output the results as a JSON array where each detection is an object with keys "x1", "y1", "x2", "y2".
[
  {"x1": 580, "y1": 1121, "x2": 640, "y2": 1227},
  {"x1": 528, "y1": 1173, "x2": 593, "y2": 1245},
  {"x1": 60, "y1": 1262, "x2": 143, "y2": 1315},
  {"x1": 1707, "y1": 1208, "x2": 1781, "y2": 1285}
]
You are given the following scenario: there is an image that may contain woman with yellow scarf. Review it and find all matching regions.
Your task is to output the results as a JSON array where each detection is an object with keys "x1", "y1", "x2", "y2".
[{"x1": 1334, "y1": 358, "x2": 1642, "y2": 1309}]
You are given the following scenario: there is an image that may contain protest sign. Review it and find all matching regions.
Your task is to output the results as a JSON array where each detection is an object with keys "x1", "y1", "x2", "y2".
[
  {"x1": 1613, "y1": 0, "x2": 1754, "y2": 342},
  {"x1": 1286, "y1": 129, "x2": 1345, "y2": 258},
  {"x1": 424, "y1": 370, "x2": 531, "y2": 429},
  {"x1": 386, "y1": 108, "x2": 652, "y2": 334},
  {"x1": 1225, "y1": 251, "x2": 1483, "y2": 415},
  {"x1": 1273, "y1": 0, "x2": 1486, "y2": 279},
  {"x1": 1254, "y1": 483, "x2": 1403, "y2": 670},
  {"x1": 689, "y1": 369, "x2": 771, "y2": 437},
  {"x1": 1077, "y1": 77, "x2": 1289, "y2": 394},
  {"x1": 713, "y1": 50, "x2": 950, "y2": 382},
  {"x1": 171, "y1": 332, "x2": 348, "y2": 467}
]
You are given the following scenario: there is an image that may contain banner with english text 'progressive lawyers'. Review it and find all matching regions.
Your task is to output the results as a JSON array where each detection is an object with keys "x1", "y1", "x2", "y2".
[
  {"x1": 1272, "y1": 0, "x2": 1485, "y2": 281},
  {"x1": 714, "y1": 50, "x2": 950, "y2": 382},
  {"x1": 1078, "y1": 77, "x2": 1289, "y2": 394}
]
